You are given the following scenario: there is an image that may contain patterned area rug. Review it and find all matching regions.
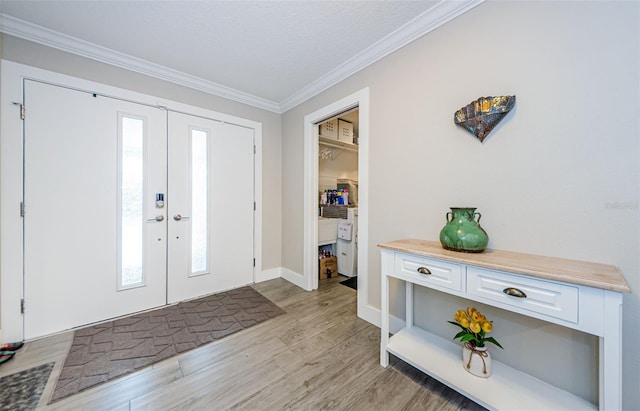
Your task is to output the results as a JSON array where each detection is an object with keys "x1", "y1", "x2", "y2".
[
  {"x1": 0, "y1": 362, "x2": 54, "y2": 411},
  {"x1": 51, "y1": 286, "x2": 284, "y2": 403}
]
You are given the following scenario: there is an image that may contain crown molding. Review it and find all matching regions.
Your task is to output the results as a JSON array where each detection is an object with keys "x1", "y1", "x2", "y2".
[
  {"x1": 0, "y1": 0, "x2": 483, "y2": 114},
  {"x1": 279, "y1": 0, "x2": 484, "y2": 113},
  {"x1": 0, "y1": 14, "x2": 281, "y2": 113}
]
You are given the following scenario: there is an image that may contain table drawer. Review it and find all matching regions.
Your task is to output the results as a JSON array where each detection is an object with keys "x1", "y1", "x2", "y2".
[
  {"x1": 467, "y1": 267, "x2": 578, "y2": 322},
  {"x1": 394, "y1": 254, "x2": 462, "y2": 292}
]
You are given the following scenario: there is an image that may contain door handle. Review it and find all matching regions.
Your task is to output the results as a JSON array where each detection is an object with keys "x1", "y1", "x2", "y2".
[
  {"x1": 147, "y1": 215, "x2": 164, "y2": 222},
  {"x1": 173, "y1": 214, "x2": 190, "y2": 221}
]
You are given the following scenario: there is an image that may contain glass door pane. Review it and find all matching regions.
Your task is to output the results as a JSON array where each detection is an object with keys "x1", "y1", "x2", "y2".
[
  {"x1": 119, "y1": 115, "x2": 145, "y2": 289},
  {"x1": 191, "y1": 129, "x2": 208, "y2": 275}
]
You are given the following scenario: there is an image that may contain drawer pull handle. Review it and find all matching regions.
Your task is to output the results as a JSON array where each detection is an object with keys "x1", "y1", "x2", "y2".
[
  {"x1": 503, "y1": 287, "x2": 527, "y2": 298},
  {"x1": 417, "y1": 267, "x2": 432, "y2": 275}
]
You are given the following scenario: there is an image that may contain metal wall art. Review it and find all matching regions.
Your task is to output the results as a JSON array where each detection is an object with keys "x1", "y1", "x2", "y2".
[{"x1": 454, "y1": 96, "x2": 516, "y2": 142}]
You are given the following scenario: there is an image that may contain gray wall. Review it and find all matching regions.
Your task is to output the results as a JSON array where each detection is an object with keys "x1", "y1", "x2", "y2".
[
  {"x1": 281, "y1": 1, "x2": 639, "y2": 408},
  {"x1": 0, "y1": 34, "x2": 283, "y2": 272}
]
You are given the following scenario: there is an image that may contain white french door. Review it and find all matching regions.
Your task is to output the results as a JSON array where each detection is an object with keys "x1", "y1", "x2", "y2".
[
  {"x1": 23, "y1": 82, "x2": 255, "y2": 340},
  {"x1": 167, "y1": 112, "x2": 255, "y2": 303},
  {"x1": 23, "y1": 80, "x2": 167, "y2": 339}
]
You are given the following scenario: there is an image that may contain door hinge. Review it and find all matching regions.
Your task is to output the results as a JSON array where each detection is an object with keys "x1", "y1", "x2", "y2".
[
  {"x1": 20, "y1": 202, "x2": 25, "y2": 217},
  {"x1": 253, "y1": 258, "x2": 256, "y2": 267},
  {"x1": 254, "y1": 202, "x2": 256, "y2": 211},
  {"x1": 11, "y1": 102, "x2": 25, "y2": 120},
  {"x1": 20, "y1": 298, "x2": 25, "y2": 314},
  {"x1": 253, "y1": 145, "x2": 256, "y2": 154}
]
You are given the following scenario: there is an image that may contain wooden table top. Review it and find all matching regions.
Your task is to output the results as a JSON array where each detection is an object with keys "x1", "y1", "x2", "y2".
[{"x1": 378, "y1": 239, "x2": 631, "y2": 293}]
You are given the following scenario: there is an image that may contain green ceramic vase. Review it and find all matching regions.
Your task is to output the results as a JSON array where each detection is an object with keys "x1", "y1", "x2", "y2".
[{"x1": 439, "y1": 207, "x2": 489, "y2": 253}]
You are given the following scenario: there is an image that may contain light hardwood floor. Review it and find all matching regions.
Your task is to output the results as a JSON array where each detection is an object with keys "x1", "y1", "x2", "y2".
[{"x1": 1, "y1": 277, "x2": 485, "y2": 410}]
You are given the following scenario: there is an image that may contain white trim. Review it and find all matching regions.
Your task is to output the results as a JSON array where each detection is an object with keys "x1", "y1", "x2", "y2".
[
  {"x1": 256, "y1": 267, "x2": 281, "y2": 283},
  {"x1": 0, "y1": 1, "x2": 483, "y2": 114},
  {"x1": 0, "y1": 60, "x2": 264, "y2": 342},
  {"x1": 275, "y1": 0, "x2": 484, "y2": 112},
  {"x1": 0, "y1": 61, "x2": 25, "y2": 343},
  {"x1": 0, "y1": 14, "x2": 281, "y2": 113},
  {"x1": 302, "y1": 88, "x2": 376, "y2": 325},
  {"x1": 253, "y1": 123, "x2": 263, "y2": 287},
  {"x1": 344, "y1": 300, "x2": 405, "y2": 333},
  {"x1": 280, "y1": 267, "x2": 307, "y2": 290}
]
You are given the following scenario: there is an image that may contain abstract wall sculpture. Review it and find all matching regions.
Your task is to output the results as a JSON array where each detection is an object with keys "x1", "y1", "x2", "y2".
[{"x1": 454, "y1": 96, "x2": 516, "y2": 142}]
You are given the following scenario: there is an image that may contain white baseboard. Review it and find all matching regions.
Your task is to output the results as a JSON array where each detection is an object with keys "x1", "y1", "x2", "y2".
[
  {"x1": 359, "y1": 303, "x2": 381, "y2": 328},
  {"x1": 256, "y1": 267, "x2": 281, "y2": 283},
  {"x1": 280, "y1": 267, "x2": 308, "y2": 290},
  {"x1": 358, "y1": 303, "x2": 405, "y2": 333}
]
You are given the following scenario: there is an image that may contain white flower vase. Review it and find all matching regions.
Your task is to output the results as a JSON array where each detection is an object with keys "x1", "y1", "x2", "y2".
[{"x1": 462, "y1": 343, "x2": 491, "y2": 378}]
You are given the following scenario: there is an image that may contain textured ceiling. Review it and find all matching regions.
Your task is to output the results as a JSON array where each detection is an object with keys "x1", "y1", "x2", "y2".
[{"x1": 0, "y1": 0, "x2": 479, "y2": 112}]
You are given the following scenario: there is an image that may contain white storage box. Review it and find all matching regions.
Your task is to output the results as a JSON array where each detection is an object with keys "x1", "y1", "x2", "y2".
[
  {"x1": 338, "y1": 119, "x2": 353, "y2": 143},
  {"x1": 319, "y1": 119, "x2": 338, "y2": 140}
]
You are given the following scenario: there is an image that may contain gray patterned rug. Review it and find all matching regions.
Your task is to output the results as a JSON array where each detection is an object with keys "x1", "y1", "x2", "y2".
[
  {"x1": 51, "y1": 286, "x2": 284, "y2": 403},
  {"x1": 0, "y1": 362, "x2": 54, "y2": 411}
]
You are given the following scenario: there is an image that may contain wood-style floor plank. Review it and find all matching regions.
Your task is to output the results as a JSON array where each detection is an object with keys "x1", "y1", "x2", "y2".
[{"x1": 4, "y1": 276, "x2": 485, "y2": 411}]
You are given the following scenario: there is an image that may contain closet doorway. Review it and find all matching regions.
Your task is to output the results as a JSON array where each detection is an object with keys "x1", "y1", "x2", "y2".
[
  {"x1": 317, "y1": 109, "x2": 359, "y2": 282},
  {"x1": 301, "y1": 88, "x2": 377, "y2": 325}
]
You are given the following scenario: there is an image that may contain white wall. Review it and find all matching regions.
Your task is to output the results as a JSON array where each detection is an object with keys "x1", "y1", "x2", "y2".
[
  {"x1": 282, "y1": 1, "x2": 639, "y2": 408},
  {"x1": 0, "y1": 34, "x2": 283, "y2": 272}
]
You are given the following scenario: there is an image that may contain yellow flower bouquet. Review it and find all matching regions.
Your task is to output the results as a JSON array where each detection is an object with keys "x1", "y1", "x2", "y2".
[{"x1": 448, "y1": 307, "x2": 503, "y2": 349}]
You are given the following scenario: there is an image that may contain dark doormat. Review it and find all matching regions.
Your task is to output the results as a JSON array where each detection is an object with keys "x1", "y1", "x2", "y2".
[
  {"x1": 50, "y1": 286, "x2": 284, "y2": 403},
  {"x1": 340, "y1": 276, "x2": 357, "y2": 290},
  {"x1": 0, "y1": 362, "x2": 54, "y2": 411}
]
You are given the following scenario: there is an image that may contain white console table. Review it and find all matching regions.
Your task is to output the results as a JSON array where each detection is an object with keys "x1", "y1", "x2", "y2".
[{"x1": 379, "y1": 239, "x2": 630, "y2": 411}]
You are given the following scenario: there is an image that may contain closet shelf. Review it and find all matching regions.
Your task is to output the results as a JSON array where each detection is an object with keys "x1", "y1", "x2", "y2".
[{"x1": 319, "y1": 136, "x2": 358, "y2": 153}]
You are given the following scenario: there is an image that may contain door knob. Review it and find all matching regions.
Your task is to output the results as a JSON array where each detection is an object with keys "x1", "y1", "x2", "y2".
[
  {"x1": 173, "y1": 214, "x2": 190, "y2": 221},
  {"x1": 147, "y1": 215, "x2": 164, "y2": 222}
]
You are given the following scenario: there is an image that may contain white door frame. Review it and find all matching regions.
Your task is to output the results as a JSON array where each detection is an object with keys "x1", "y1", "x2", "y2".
[
  {"x1": 300, "y1": 87, "x2": 378, "y2": 326},
  {"x1": 0, "y1": 60, "x2": 263, "y2": 342}
]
